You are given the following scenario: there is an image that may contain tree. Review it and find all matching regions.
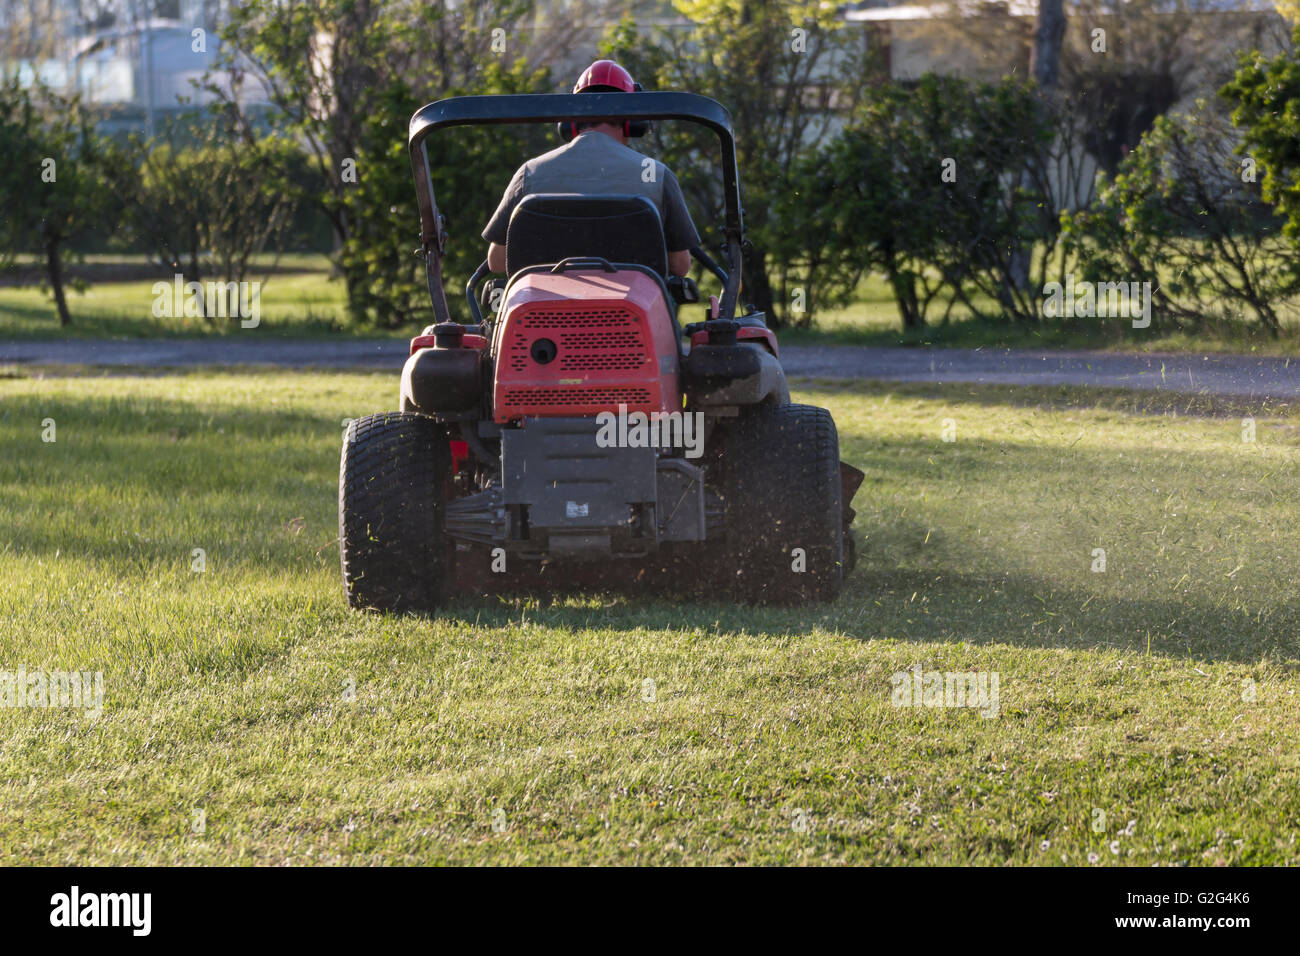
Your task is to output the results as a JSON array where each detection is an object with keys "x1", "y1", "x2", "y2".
[
  {"x1": 0, "y1": 79, "x2": 131, "y2": 327},
  {"x1": 782, "y1": 76, "x2": 1058, "y2": 331},
  {"x1": 1060, "y1": 1, "x2": 1226, "y2": 175},
  {"x1": 215, "y1": 0, "x2": 558, "y2": 327},
  {"x1": 929, "y1": 1, "x2": 1277, "y2": 176},
  {"x1": 601, "y1": 1, "x2": 868, "y2": 327},
  {"x1": 1032, "y1": 0, "x2": 1067, "y2": 92},
  {"x1": 1062, "y1": 103, "x2": 1298, "y2": 335},
  {"x1": 127, "y1": 104, "x2": 301, "y2": 324},
  {"x1": 1005, "y1": 0, "x2": 1066, "y2": 296},
  {"x1": 1221, "y1": 24, "x2": 1300, "y2": 242}
]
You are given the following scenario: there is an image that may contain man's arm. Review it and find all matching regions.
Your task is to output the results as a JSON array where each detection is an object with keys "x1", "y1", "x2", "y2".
[
  {"x1": 660, "y1": 167, "x2": 702, "y2": 279},
  {"x1": 482, "y1": 166, "x2": 527, "y2": 272}
]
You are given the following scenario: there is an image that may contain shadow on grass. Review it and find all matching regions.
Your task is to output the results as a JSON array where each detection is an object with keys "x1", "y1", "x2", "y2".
[
  {"x1": 0, "y1": 305, "x2": 351, "y2": 339},
  {"x1": 779, "y1": 314, "x2": 1128, "y2": 351},
  {"x1": 433, "y1": 562, "x2": 1299, "y2": 666},
  {"x1": 7, "y1": 386, "x2": 1298, "y2": 666}
]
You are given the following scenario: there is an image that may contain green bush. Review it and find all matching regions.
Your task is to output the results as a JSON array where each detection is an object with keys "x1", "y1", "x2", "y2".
[
  {"x1": 1062, "y1": 103, "x2": 1299, "y2": 335},
  {"x1": 779, "y1": 75, "x2": 1056, "y2": 329},
  {"x1": 1221, "y1": 25, "x2": 1300, "y2": 243},
  {"x1": 129, "y1": 107, "x2": 301, "y2": 315}
]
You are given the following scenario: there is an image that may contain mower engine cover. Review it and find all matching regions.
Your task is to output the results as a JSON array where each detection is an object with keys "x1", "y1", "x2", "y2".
[{"x1": 490, "y1": 267, "x2": 681, "y2": 423}]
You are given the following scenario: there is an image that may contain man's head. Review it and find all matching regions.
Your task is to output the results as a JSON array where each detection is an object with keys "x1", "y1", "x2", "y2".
[
  {"x1": 559, "y1": 59, "x2": 650, "y2": 144},
  {"x1": 572, "y1": 59, "x2": 638, "y2": 95}
]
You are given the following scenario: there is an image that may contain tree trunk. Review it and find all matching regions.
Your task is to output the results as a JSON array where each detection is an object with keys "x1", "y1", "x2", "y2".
[
  {"x1": 44, "y1": 237, "x2": 71, "y2": 328},
  {"x1": 888, "y1": 268, "x2": 924, "y2": 330},
  {"x1": 1031, "y1": 0, "x2": 1066, "y2": 94},
  {"x1": 1010, "y1": 0, "x2": 1067, "y2": 298},
  {"x1": 743, "y1": 247, "x2": 778, "y2": 326}
]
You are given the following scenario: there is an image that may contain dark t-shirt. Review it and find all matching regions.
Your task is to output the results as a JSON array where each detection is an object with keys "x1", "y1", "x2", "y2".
[{"x1": 481, "y1": 131, "x2": 701, "y2": 252}]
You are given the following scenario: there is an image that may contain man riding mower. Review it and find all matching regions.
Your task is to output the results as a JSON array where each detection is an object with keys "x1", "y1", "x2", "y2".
[{"x1": 338, "y1": 65, "x2": 863, "y2": 612}]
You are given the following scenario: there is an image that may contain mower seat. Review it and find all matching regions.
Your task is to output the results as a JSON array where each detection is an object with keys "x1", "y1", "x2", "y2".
[{"x1": 506, "y1": 193, "x2": 669, "y2": 277}]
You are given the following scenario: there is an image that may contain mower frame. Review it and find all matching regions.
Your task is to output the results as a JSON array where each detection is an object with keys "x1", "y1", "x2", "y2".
[{"x1": 407, "y1": 91, "x2": 746, "y2": 325}]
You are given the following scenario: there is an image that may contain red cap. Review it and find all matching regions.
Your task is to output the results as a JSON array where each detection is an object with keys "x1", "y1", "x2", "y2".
[{"x1": 573, "y1": 60, "x2": 637, "y2": 94}]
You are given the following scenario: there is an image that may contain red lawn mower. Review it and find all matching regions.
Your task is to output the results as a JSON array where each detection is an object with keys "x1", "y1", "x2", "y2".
[{"x1": 339, "y1": 90, "x2": 863, "y2": 611}]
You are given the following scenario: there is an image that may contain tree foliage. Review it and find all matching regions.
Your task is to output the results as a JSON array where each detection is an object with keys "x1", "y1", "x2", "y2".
[
  {"x1": 779, "y1": 75, "x2": 1058, "y2": 329},
  {"x1": 1062, "y1": 103, "x2": 1298, "y2": 334},
  {"x1": 601, "y1": 0, "x2": 869, "y2": 327},
  {"x1": 128, "y1": 105, "x2": 301, "y2": 322},
  {"x1": 0, "y1": 79, "x2": 131, "y2": 327},
  {"x1": 217, "y1": 0, "x2": 553, "y2": 328},
  {"x1": 1221, "y1": 25, "x2": 1300, "y2": 243}
]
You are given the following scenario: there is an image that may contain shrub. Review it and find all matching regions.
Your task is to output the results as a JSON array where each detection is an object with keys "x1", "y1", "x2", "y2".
[{"x1": 1062, "y1": 103, "x2": 1299, "y2": 335}]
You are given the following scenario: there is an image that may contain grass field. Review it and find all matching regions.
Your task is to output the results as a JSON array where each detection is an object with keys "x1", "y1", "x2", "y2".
[
  {"x1": 788, "y1": 279, "x2": 1300, "y2": 354},
  {"x1": 0, "y1": 267, "x2": 349, "y2": 339},
  {"x1": 5, "y1": 254, "x2": 1300, "y2": 354},
  {"x1": 2, "y1": 369, "x2": 1299, "y2": 865}
]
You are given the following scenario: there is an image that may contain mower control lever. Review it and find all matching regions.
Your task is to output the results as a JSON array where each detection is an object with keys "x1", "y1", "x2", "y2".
[
  {"x1": 465, "y1": 259, "x2": 492, "y2": 324},
  {"x1": 690, "y1": 246, "x2": 728, "y2": 286}
]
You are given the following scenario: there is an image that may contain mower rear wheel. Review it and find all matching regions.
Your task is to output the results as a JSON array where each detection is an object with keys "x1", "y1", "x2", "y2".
[
  {"x1": 722, "y1": 403, "x2": 844, "y2": 603},
  {"x1": 339, "y1": 412, "x2": 450, "y2": 612}
]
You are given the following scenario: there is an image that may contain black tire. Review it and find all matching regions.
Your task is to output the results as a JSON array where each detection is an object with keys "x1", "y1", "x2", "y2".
[
  {"x1": 339, "y1": 412, "x2": 450, "y2": 612},
  {"x1": 721, "y1": 403, "x2": 844, "y2": 603}
]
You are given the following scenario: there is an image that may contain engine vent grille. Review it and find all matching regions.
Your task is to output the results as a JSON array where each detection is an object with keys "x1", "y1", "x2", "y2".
[
  {"x1": 519, "y1": 308, "x2": 636, "y2": 328},
  {"x1": 507, "y1": 307, "x2": 647, "y2": 372},
  {"x1": 502, "y1": 386, "x2": 651, "y2": 407},
  {"x1": 560, "y1": 353, "x2": 646, "y2": 371}
]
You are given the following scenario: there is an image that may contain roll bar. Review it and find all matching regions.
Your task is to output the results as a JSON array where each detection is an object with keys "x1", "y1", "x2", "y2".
[{"x1": 407, "y1": 91, "x2": 746, "y2": 324}]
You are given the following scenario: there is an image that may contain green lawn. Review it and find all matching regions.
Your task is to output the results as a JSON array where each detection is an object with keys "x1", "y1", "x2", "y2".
[
  {"x1": 2, "y1": 369, "x2": 1298, "y2": 864},
  {"x1": 5, "y1": 254, "x2": 1300, "y2": 354},
  {"x1": 781, "y1": 272, "x2": 1300, "y2": 354},
  {"x1": 0, "y1": 269, "x2": 350, "y2": 338}
]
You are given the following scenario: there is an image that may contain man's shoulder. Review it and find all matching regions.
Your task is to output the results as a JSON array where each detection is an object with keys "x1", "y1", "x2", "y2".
[
  {"x1": 520, "y1": 140, "x2": 577, "y2": 174},
  {"x1": 595, "y1": 135, "x2": 657, "y2": 166},
  {"x1": 533, "y1": 133, "x2": 649, "y2": 166},
  {"x1": 587, "y1": 137, "x2": 672, "y2": 185},
  {"x1": 606, "y1": 139, "x2": 671, "y2": 178}
]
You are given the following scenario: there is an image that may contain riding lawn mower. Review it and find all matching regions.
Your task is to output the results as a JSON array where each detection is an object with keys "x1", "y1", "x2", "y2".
[{"x1": 339, "y1": 90, "x2": 863, "y2": 611}]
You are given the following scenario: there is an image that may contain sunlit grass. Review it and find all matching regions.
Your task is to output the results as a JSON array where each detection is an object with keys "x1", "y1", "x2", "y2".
[
  {"x1": 0, "y1": 257, "x2": 350, "y2": 338},
  {"x1": 782, "y1": 269, "x2": 1300, "y2": 354},
  {"x1": 6, "y1": 251, "x2": 1300, "y2": 353},
  {"x1": 2, "y1": 371, "x2": 1298, "y2": 864}
]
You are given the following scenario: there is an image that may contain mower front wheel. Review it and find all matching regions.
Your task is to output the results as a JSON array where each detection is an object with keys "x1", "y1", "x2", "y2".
[{"x1": 339, "y1": 412, "x2": 450, "y2": 612}]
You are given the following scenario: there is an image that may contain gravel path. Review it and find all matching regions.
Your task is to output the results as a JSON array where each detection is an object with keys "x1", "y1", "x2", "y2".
[
  {"x1": 778, "y1": 345, "x2": 1300, "y2": 400},
  {"x1": 3, "y1": 338, "x2": 1298, "y2": 400}
]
